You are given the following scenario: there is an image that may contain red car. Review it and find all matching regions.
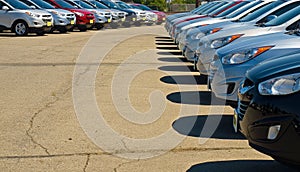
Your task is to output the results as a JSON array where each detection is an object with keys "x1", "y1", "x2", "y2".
[
  {"x1": 130, "y1": 3, "x2": 166, "y2": 24},
  {"x1": 43, "y1": 0, "x2": 95, "y2": 31}
]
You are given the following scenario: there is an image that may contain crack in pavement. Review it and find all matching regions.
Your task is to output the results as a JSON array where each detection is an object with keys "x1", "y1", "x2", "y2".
[
  {"x1": 83, "y1": 154, "x2": 91, "y2": 172},
  {"x1": 113, "y1": 159, "x2": 139, "y2": 172},
  {"x1": 25, "y1": 86, "x2": 72, "y2": 156}
]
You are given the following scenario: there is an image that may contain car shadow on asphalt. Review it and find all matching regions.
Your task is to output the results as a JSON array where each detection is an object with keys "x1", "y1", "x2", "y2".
[
  {"x1": 157, "y1": 51, "x2": 183, "y2": 56},
  {"x1": 160, "y1": 75, "x2": 208, "y2": 85},
  {"x1": 187, "y1": 160, "x2": 298, "y2": 172},
  {"x1": 158, "y1": 65, "x2": 195, "y2": 72},
  {"x1": 156, "y1": 39, "x2": 174, "y2": 42},
  {"x1": 166, "y1": 91, "x2": 228, "y2": 105},
  {"x1": 155, "y1": 42, "x2": 177, "y2": 46},
  {"x1": 172, "y1": 115, "x2": 244, "y2": 139},
  {"x1": 157, "y1": 57, "x2": 188, "y2": 62},
  {"x1": 156, "y1": 46, "x2": 179, "y2": 50},
  {"x1": 155, "y1": 36, "x2": 172, "y2": 39}
]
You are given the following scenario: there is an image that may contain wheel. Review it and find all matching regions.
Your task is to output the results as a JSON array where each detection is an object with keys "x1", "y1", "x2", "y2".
[
  {"x1": 156, "y1": 22, "x2": 162, "y2": 25},
  {"x1": 78, "y1": 26, "x2": 87, "y2": 32},
  {"x1": 13, "y1": 21, "x2": 29, "y2": 36},
  {"x1": 122, "y1": 22, "x2": 130, "y2": 27},
  {"x1": 95, "y1": 24, "x2": 104, "y2": 30},
  {"x1": 146, "y1": 23, "x2": 153, "y2": 26},
  {"x1": 58, "y1": 28, "x2": 67, "y2": 33},
  {"x1": 134, "y1": 21, "x2": 141, "y2": 26}
]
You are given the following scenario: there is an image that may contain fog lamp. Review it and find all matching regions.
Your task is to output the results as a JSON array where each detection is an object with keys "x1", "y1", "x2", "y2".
[{"x1": 267, "y1": 125, "x2": 281, "y2": 140}]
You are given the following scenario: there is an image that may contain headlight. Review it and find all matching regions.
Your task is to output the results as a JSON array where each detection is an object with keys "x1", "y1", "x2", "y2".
[
  {"x1": 191, "y1": 32, "x2": 205, "y2": 40},
  {"x1": 211, "y1": 34, "x2": 243, "y2": 49},
  {"x1": 25, "y1": 12, "x2": 40, "y2": 18},
  {"x1": 222, "y1": 46, "x2": 273, "y2": 64},
  {"x1": 205, "y1": 28, "x2": 222, "y2": 35},
  {"x1": 258, "y1": 73, "x2": 300, "y2": 95},
  {"x1": 74, "y1": 12, "x2": 84, "y2": 17}
]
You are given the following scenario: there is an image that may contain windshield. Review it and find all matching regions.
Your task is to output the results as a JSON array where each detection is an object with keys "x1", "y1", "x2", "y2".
[
  {"x1": 134, "y1": 4, "x2": 151, "y2": 11},
  {"x1": 216, "y1": 1, "x2": 250, "y2": 18},
  {"x1": 193, "y1": 2, "x2": 214, "y2": 13},
  {"x1": 19, "y1": 0, "x2": 40, "y2": 9},
  {"x1": 90, "y1": 1, "x2": 108, "y2": 9},
  {"x1": 5, "y1": 0, "x2": 30, "y2": 9},
  {"x1": 116, "y1": 1, "x2": 131, "y2": 9},
  {"x1": 55, "y1": 0, "x2": 75, "y2": 8},
  {"x1": 265, "y1": 5, "x2": 300, "y2": 27},
  {"x1": 225, "y1": 1, "x2": 262, "y2": 19},
  {"x1": 239, "y1": 1, "x2": 284, "y2": 22},
  {"x1": 101, "y1": 0, "x2": 119, "y2": 9},
  {"x1": 208, "y1": 1, "x2": 237, "y2": 16},
  {"x1": 74, "y1": 1, "x2": 95, "y2": 9},
  {"x1": 31, "y1": 0, "x2": 55, "y2": 9},
  {"x1": 203, "y1": 2, "x2": 228, "y2": 15}
]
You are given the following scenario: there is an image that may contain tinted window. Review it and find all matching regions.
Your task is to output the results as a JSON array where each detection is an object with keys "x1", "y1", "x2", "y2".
[
  {"x1": 202, "y1": 2, "x2": 228, "y2": 14},
  {"x1": 265, "y1": 5, "x2": 300, "y2": 26},
  {"x1": 5, "y1": 0, "x2": 30, "y2": 9},
  {"x1": 208, "y1": 1, "x2": 236, "y2": 16},
  {"x1": 216, "y1": 1, "x2": 250, "y2": 18},
  {"x1": 239, "y1": 1, "x2": 284, "y2": 22},
  {"x1": 31, "y1": 0, "x2": 55, "y2": 9},
  {"x1": 54, "y1": 0, "x2": 75, "y2": 8},
  {"x1": 90, "y1": 1, "x2": 108, "y2": 9},
  {"x1": 74, "y1": 1, "x2": 95, "y2": 9},
  {"x1": 19, "y1": 0, "x2": 40, "y2": 9},
  {"x1": 225, "y1": 1, "x2": 262, "y2": 19}
]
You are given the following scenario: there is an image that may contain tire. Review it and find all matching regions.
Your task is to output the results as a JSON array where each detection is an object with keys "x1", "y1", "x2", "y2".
[
  {"x1": 122, "y1": 22, "x2": 131, "y2": 28},
  {"x1": 78, "y1": 26, "x2": 87, "y2": 32},
  {"x1": 13, "y1": 21, "x2": 29, "y2": 36},
  {"x1": 146, "y1": 23, "x2": 153, "y2": 26},
  {"x1": 134, "y1": 21, "x2": 141, "y2": 26},
  {"x1": 95, "y1": 24, "x2": 104, "y2": 30},
  {"x1": 156, "y1": 22, "x2": 162, "y2": 25},
  {"x1": 58, "y1": 28, "x2": 68, "y2": 33}
]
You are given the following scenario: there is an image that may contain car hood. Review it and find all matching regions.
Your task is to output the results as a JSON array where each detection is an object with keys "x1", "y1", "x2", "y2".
[
  {"x1": 218, "y1": 32, "x2": 300, "y2": 56},
  {"x1": 247, "y1": 52, "x2": 300, "y2": 82},
  {"x1": 69, "y1": 9, "x2": 92, "y2": 14},
  {"x1": 20, "y1": 9, "x2": 51, "y2": 15},
  {"x1": 47, "y1": 8, "x2": 74, "y2": 15}
]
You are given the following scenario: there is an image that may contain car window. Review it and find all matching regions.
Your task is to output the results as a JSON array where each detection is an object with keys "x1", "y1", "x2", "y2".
[
  {"x1": 194, "y1": 2, "x2": 218, "y2": 14},
  {"x1": 203, "y1": 2, "x2": 228, "y2": 15},
  {"x1": 239, "y1": 1, "x2": 284, "y2": 22},
  {"x1": 5, "y1": 0, "x2": 30, "y2": 9},
  {"x1": 0, "y1": 1, "x2": 5, "y2": 9},
  {"x1": 19, "y1": 0, "x2": 39, "y2": 9},
  {"x1": 90, "y1": 1, "x2": 108, "y2": 9},
  {"x1": 215, "y1": 1, "x2": 250, "y2": 18},
  {"x1": 54, "y1": 0, "x2": 76, "y2": 8},
  {"x1": 139, "y1": 4, "x2": 151, "y2": 11},
  {"x1": 286, "y1": 19, "x2": 300, "y2": 31},
  {"x1": 74, "y1": 1, "x2": 95, "y2": 9},
  {"x1": 225, "y1": 1, "x2": 263, "y2": 19},
  {"x1": 257, "y1": 1, "x2": 300, "y2": 24},
  {"x1": 265, "y1": 5, "x2": 300, "y2": 27},
  {"x1": 208, "y1": 1, "x2": 237, "y2": 16},
  {"x1": 31, "y1": 0, "x2": 55, "y2": 9}
]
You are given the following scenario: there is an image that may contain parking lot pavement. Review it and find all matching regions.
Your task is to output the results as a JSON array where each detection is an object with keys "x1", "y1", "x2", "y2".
[{"x1": 0, "y1": 26, "x2": 295, "y2": 172}]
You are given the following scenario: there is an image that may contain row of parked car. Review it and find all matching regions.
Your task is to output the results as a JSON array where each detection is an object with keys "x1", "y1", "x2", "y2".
[
  {"x1": 0, "y1": 0, "x2": 166, "y2": 35},
  {"x1": 166, "y1": 0, "x2": 300, "y2": 168}
]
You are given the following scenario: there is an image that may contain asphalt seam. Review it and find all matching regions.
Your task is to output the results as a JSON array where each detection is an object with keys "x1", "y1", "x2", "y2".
[{"x1": 0, "y1": 147, "x2": 251, "y2": 160}]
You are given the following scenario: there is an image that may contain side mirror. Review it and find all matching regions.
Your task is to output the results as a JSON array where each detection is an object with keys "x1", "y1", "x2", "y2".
[
  {"x1": 2, "y1": 6, "x2": 10, "y2": 11},
  {"x1": 266, "y1": 15, "x2": 277, "y2": 22},
  {"x1": 30, "y1": 5, "x2": 36, "y2": 9}
]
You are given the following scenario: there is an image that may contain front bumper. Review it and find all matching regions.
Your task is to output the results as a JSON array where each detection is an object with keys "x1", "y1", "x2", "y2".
[
  {"x1": 29, "y1": 25, "x2": 52, "y2": 33},
  {"x1": 237, "y1": 82, "x2": 300, "y2": 166}
]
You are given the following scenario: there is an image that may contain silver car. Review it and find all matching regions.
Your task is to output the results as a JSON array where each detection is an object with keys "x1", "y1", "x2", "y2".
[
  {"x1": 0, "y1": 0, "x2": 53, "y2": 35},
  {"x1": 197, "y1": 0, "x2": 300, "y2": 74},
  {"x1": 178, "y1": 0, "x2": 273, "y2": 63},
  {"x1": 19, "y1": 0, "x2": 76, "y2": 33},
  {"x1": 209, "y1": 30, "x2": 300, "y2": 102}
]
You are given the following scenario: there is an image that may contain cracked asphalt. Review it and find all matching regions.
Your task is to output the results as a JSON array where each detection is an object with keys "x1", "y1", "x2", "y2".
[{"x1": 0, "y1": 25, "x2": 296, "y2": 172}]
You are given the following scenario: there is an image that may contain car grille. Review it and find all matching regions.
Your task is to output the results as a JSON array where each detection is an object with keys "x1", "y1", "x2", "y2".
[
  {"x1": 86, "y1": 14, "x2": 94, "y2": 19},
  {"x1": 42, "y1": 15, "x2": 52, "y2": 18},
  {"x1": 42, "y1": 19, "x2": 52, "y2": 23},
  {"x1": 237, "y1": 100, "x2": 250, "y2": 119}
]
